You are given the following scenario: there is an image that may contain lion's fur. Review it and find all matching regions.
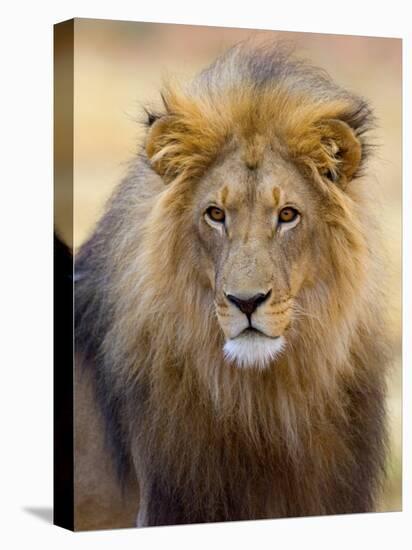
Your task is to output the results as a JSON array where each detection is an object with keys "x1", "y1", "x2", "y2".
[{"x1": 75, "y1": 42, "x2": 389, "y2": 528}]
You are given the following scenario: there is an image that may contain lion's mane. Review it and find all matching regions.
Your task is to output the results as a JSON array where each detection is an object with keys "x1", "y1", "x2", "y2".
[{"x1": 75, "y1": 43, "x2": 389, "y2": 527}]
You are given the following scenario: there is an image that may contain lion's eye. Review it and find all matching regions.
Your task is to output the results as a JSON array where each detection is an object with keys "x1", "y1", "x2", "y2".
[
  {"x1": 278, "y1": 207, "x2": 299, "y2": 224},
  {"x1": 206, "y1": 206, "x2": 225, "y2": 223}
]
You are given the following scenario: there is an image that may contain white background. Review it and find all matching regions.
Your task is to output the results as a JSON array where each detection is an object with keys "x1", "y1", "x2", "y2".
[{"x1": 0, "y1": 0, "x2": 409, "y2": 548}]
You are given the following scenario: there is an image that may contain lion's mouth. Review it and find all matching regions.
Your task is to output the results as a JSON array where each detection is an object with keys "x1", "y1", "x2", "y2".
[
  {"x1": 242, "y1": 326, "x2": 261, "y2": 335},
  {"x1": 240, "y1": 326, "x2": 280, "y2": 340}
]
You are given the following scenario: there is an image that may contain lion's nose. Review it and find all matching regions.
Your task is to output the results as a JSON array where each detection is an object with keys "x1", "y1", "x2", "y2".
[{"x1": 225, "y1": 290, "x2": 271, "y2": 317}]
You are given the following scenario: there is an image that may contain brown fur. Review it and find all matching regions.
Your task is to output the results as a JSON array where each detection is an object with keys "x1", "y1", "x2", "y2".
[
  {"x1": 74, "y1": 359, "x2": 139, "y2": 530},
  {"x1": 75, "y1": 42, "x2": 388, "y2": 528}
]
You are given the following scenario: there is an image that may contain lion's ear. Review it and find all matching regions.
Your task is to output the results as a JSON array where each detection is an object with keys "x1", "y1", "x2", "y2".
[
  {"x1": 144, "y1": 93, "x2": 224, "y2": 184},
  {"x1": 145, "y1": 88, "x2": 196, "y2": 184},
  {"x1": 145, "y1": 115, "x2": 176, "y2": 182},
  {"x1": 316, "y1": 119, "x2": 362, "y2": 186}
]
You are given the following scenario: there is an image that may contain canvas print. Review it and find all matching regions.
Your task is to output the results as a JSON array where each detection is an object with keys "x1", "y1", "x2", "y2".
[{"x1": 54, "y1": 18, "x2": 402, "y2": 531}]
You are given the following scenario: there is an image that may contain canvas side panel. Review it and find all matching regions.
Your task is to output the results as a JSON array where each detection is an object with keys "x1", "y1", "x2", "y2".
[{"x1": 53, "y1": 18, "x2": 74, "y2": 532}]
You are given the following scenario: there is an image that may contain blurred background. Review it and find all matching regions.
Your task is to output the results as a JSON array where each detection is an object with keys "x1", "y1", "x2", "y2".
[{"x1": 62, "y1": 19, "x2": 401, "y2": 512}]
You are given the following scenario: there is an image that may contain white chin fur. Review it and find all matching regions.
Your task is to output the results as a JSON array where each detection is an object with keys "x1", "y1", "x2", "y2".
[{"x1": 223, "y1": 333, "x2": 286, "y2": 369}]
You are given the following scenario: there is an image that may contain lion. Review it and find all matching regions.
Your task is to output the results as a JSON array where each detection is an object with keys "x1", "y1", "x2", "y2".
[{"x1": 74, "y1": 42, "x2": 389, "y2": 529}]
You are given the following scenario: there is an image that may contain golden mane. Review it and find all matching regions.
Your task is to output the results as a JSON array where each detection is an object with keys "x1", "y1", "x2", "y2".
[
  {"x1": 75, "y1": 42, "x2": 388, "y2": 526},
  {"x1": 146, "y1": 43, "x2": 371, "y2": 186}
]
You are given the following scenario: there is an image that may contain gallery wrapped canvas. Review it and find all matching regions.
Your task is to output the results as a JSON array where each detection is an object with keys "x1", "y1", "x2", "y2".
[{"x1": 54, "y1": 18, "x2": 402, "y2": 531}]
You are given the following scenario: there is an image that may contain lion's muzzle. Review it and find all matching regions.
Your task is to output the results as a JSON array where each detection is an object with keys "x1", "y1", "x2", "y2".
[{"x1": 217, "y1": 287, "x2": 291, "y2": 369}]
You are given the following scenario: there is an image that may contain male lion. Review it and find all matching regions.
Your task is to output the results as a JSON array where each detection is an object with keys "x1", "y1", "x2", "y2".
[{"x1": 75, "y1": 42, "x2": 389, "y2": 529}]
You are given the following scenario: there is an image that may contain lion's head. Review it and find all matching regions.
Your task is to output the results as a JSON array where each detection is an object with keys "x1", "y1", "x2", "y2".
[{"x1": 138, "y1": 43, "x2": 374, "y2": 371}]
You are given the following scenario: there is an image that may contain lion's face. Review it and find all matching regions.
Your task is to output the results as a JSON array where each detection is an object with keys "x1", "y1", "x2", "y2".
[{"x1": 194, "y1": 148, "x2": 319, "y2": 368}]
